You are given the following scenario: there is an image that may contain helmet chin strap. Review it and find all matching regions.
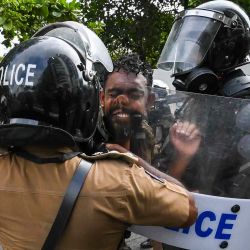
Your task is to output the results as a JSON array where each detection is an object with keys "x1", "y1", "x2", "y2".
[{"x1": 84, "y1": 58, "x2": 96, "y2": 81}]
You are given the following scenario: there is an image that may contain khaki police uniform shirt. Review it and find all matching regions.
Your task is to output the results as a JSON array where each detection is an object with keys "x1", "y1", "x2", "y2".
[{"x1": 0, "y1": 147, "x2": 190, "y2": 250}]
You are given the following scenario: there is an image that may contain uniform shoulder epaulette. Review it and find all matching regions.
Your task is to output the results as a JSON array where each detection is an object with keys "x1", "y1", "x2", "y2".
[
  {"x1": 79, "y1": 150, "x2": 138, "y2": 165},
  {"x1": 144, "y1": 170, "x2": 165, "y2": 184}
]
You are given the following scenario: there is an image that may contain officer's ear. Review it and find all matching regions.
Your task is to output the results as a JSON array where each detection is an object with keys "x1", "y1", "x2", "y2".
[{"x1": 146, "y1": 92, "x2": 155, "y2": 111}]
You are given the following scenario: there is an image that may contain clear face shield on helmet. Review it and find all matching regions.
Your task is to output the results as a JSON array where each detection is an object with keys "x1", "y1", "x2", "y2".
[{"x1": 157, "y1": 9, "x2": 233, "y2": 76}]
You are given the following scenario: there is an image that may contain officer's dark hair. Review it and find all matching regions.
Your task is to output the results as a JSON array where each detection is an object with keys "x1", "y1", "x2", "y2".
[{"x1": 104, "y1": 53, "x2": 153, "y2": 88}]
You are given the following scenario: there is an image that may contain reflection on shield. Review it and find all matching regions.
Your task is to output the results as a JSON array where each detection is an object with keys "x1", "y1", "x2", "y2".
[{"x1": 138, "y1": 87, "x2": 250, "y2": 199}]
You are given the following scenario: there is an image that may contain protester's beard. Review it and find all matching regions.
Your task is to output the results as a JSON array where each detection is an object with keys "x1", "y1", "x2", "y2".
[{"x1": 104, "y1": 105, "x2": 143, "y2": 143}]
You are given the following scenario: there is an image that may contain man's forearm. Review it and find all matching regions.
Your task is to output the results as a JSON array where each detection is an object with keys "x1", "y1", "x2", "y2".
[
  {"x1": 137, "y1": 156, "x2": 185, "y2": 187},
  {"x1": 168, "y1": 154, "x2": 192, "y2": 180},
  {"x1": 105, "y1": 143, "x2": 185, "y2": 187}
]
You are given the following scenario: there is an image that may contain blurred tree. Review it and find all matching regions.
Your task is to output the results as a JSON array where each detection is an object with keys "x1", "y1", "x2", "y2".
[
  {"x1": 79, "y1": 0, "x2": 249, "y2": 66},
  {"x1": 0, "y1": 0, "x2": 80, "y2": 48},
  {"x1": 79, "y1": 0, "x2": 183, "y2": 66},
  {"x1": 0, "y1": 0, "x2": 249, "y2": 66}
]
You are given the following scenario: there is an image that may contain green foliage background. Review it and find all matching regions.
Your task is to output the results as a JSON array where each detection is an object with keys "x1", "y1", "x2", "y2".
[
  {"x1": 0, "y1": 0, "x2": 80, "y2": 46},
  {"x1": 0, "y1": 0, "x2": 249, "y2": 66}
]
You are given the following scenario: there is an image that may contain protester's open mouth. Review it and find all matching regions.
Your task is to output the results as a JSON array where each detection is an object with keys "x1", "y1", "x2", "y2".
[{"x1": 112, "y1": 109, "x2": 130, "y2": 121}]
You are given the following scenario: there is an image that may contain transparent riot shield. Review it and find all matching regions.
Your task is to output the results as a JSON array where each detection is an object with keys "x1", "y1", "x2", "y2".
[{"x1": 127, "y1": 87, "x2": 250, "y2": 250}]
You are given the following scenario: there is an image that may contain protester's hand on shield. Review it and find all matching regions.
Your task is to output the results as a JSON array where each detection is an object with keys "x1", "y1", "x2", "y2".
[{"x1": 169, "y1": 120, "x2": 201, "y2": 159}]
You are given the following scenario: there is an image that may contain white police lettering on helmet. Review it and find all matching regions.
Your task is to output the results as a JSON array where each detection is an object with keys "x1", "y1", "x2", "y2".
[{"x1": 0, "y1": 64, "x2": 37, "y2": 86}]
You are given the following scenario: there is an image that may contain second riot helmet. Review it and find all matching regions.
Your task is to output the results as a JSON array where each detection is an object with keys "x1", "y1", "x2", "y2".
[{"x1": 157, "y1": 0, "x2": 250, "y2": 76}]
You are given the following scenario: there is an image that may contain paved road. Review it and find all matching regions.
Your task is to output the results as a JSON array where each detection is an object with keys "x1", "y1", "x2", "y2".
[{"x1": 126, "y1": 233, "x2": 152, "y2": 250}]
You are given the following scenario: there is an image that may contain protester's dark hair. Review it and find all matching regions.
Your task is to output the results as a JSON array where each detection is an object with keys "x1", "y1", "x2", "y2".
[{"x1": 104, "y1": 53, "x2": 153, "y2": 87}]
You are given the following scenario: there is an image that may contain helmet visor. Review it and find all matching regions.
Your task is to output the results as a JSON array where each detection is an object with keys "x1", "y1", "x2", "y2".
[
  {"x1": 157, "y1": 13, "x2": 221, "y2": 75},
  {"x1": 33, "y1": 21, "x2": 113, "y2": 73},
  {"x1": 64, "y1": 21, "x2": 113, "y2": 73}
]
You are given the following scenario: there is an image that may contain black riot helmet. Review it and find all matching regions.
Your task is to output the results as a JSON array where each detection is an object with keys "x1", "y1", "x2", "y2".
[
  {"x1": 157, "y1": 0, "x2": 250, "y2": 94},
  {"x1": 0, "y1": 35, "x2": 113, "y2": 148}
]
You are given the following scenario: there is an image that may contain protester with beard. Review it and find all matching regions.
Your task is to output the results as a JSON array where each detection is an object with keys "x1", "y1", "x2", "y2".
[
  {"x1": 100, "y1": 54, "x2": 153, "y2": 250},
  {"x1": 100, "y1": 54, "x2": 201, "y2": 250},
  {"x1": 100, "y1": 54, "x2": 155, "y2": 164}
]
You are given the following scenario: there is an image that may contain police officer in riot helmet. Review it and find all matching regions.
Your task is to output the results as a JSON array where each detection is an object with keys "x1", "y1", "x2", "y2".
[
  {"x1": 0, "y1": 22, "x2": 110, "y2": 248},
  {"x1": 157, "y1": 0, "x2": 250, "y2": 97},
  {"x1": 156, "y1": 2, "x2": 250, "y2": 249},
  {"x1": 159, "y1": 0, "x2": 250, "y2": 194},
  {"x1": 0, "y1": 22, "x2": 197, "y2": 249},
  {"x1": 157, "y1": 0, "x2": 250, "y2": 200},
  {"x1": 160, "y1": 0, "x2": 250, "y2": 184}
]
